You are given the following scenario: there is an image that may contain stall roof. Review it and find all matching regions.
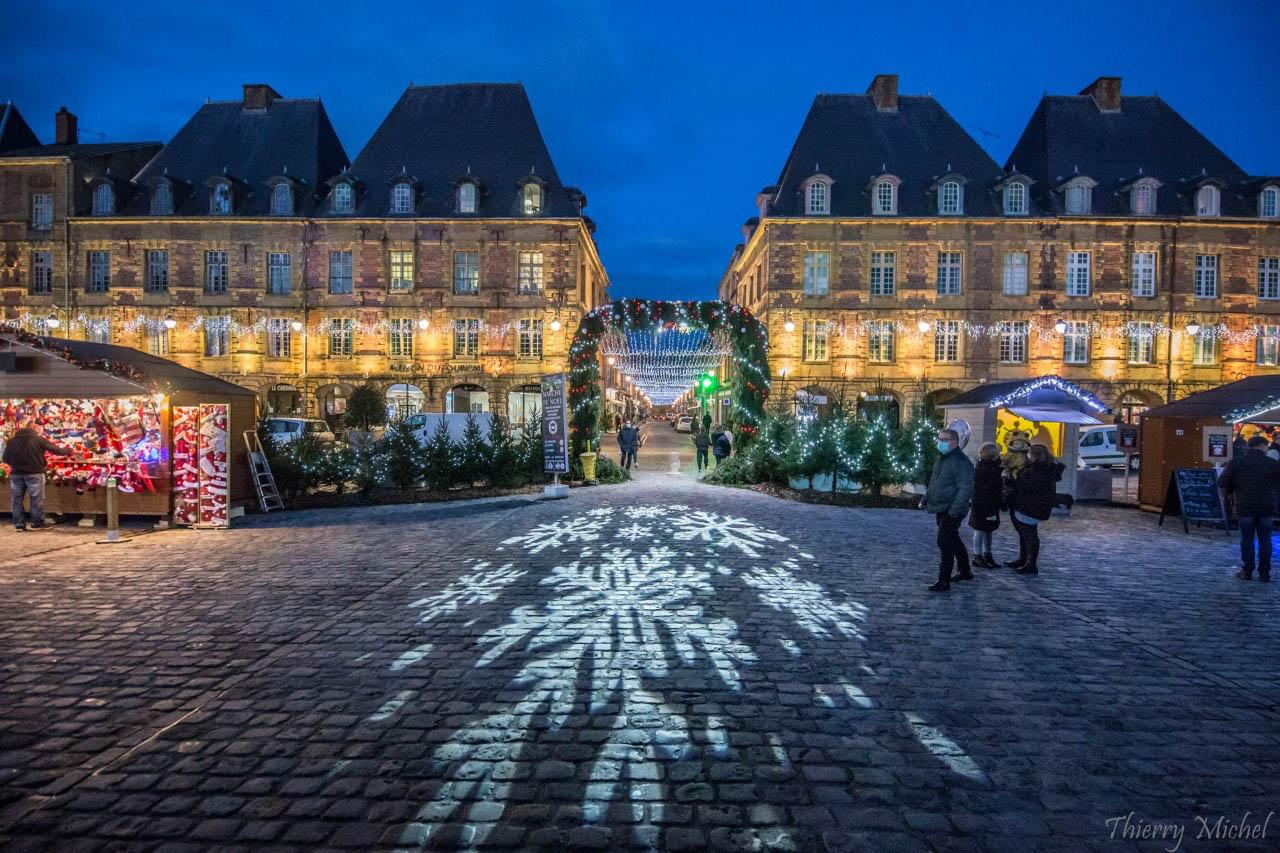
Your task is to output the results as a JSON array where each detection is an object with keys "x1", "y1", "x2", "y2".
[
  {"x1": 1, "y1": 334, "x2": 255, "y2": 398},
  {"x1": 1140, "y1": 375, "x2": 1280, "y2": 422},
  {"x1": 943, "y1": 376, "x2": 1109, "y2": 413}
]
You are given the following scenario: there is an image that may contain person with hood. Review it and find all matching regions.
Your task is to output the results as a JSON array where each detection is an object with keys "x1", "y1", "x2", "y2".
[
  {"x1": 968, "y1": 442, "x2": 1003, "y2": 568},
  {"x1": 1219, "y1": 434, "x2": 1280, "y2": 581},
  {"x1": 922, "y1": 428, "x2": 975, "y2": 591},
  {"x1": 616, "y1": 421, "x2": 639, "y2": 471},
  {"x1": 692, "y1": 426, "x2": 710, "y2": 472},
  {"x1": 1005, "y1": 443, "x2": 1064, "y2": 575},
  {"x1": 2, "y1": 416, "x2": 72, "y2": 531},
  {"x1": 711, "y1": 424, "x2": 732, "y2": 467}
]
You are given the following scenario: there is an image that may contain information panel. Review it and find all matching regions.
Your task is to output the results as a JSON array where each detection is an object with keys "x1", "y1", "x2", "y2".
[{"x1": 541, "y1": 373, "x2": 570, "y2": 474}]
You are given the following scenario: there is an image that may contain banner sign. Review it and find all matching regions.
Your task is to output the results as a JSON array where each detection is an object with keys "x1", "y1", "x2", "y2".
[{"x1": 542, "y1": 373, "x2": 570, "y2": 474}]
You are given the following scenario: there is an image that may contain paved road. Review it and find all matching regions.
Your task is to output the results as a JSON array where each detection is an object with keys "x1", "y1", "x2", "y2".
[{"x1": 0, "y1": 471, "x2": 1276, "y2": 851}]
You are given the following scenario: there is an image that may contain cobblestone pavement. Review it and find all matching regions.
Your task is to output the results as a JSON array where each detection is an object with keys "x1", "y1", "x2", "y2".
[{"x1": 1, "y1": 472, "x2": 1277, "y2": 852}]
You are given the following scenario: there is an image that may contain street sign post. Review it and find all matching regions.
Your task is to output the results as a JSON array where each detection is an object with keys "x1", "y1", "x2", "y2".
[{"x1": 541, "y1": 373, "x2": 570, "y2": 498}]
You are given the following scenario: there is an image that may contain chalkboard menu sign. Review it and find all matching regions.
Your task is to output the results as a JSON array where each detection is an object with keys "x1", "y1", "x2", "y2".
[{"x1": 1158, "y1": 468, "x2": 1227, "y2": 534}]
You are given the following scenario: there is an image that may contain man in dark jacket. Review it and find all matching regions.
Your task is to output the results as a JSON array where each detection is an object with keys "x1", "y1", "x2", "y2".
[
  {"x1": 692, "y1": 427, "x2": 710, "y2": 472},
  {"x1": 1219, "y1": 435, "x2": 1280, "y2": 581},
  {"x1": 711, "y1": 426, "x2": 731, "y2": 467},
  {"x1": 617, "y1": 422, "x2": 639, "y2": 471},
  {"x1": 3, "y1": 418, "x2": 72, "y2": 531},
  {"x1": 922, "y1": 428, "x2": 975, "y2": 591}
]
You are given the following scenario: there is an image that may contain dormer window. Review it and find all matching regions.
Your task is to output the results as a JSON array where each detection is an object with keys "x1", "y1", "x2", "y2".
[
  {"x1": 210, "y1": 181, "x2": 232, "y2": 215},
  {"x1": 1003, "y1": 181, "x2": 1027, "y2": 215},
  {"x1": 92, "y1": 183, "x2": 114, "y2": 215},
  {"x1": 151, "y1": 182, "x2": 173, "y2": 216},
  {"x1": 872, "y1": 177, "x2": 898, "y2": 215},
  {"x1": 1196, "y1": 185, "x2": 1220, "y2": 217},
  {"x1": 1063, "y1": 178, "x2": 1095, "y2": 214},
  {"x1": 332, "y1": 182, "x2": 353, "y2": 214},
  {"x1": 270, "y1": 183, "x2": 293, "y2": 216},
  {"x1": 1130, "y1": 180, "x2": 1157, "y2": 215},
  {"x1": 1261, "y1": 186, "x2": 1280, "y2": 219},
  {"x1": 457, "y1": 181, "x2": 477, "y2": 213},
  {"x1": 938, "y1": 181, "x2": 963, "y2": 215},
  {"x1": 806, "y1": 180, "x2": 829, "y2": 215},
  {"x1": 391, "y1": 181, "x2": 414, "y2": 214},
  {"x1": 521, "y1": 182, "x2": 542, "y2": 215}
]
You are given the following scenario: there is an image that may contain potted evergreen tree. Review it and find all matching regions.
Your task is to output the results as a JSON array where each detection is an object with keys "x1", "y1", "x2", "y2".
[{"x1": 343, "y1": 382, "x2": 388, "y2": 448}]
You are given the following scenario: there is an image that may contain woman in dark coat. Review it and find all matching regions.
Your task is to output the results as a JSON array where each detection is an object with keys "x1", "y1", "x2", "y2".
[
  {"x1": 1005, "y1": 444, "x2": 1064, "y2": 575},
  {"x1": 968, "y1": 442, "x2": 1003, "y2": 568}
]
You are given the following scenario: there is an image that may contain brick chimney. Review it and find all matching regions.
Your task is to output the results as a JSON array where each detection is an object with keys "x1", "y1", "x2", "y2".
[
  {"x1": 867, "y1": 74, "x2": 899, "y2": 111},
  {"x1": 55, "y1": 106, "x2": 77, "y2": 145},
  {"x1": 1080, "y1": 76, "x2": 1122, "y2": 112},
  {"x1": 242, "y1": 83, "x2": 282, "y2": 110}
]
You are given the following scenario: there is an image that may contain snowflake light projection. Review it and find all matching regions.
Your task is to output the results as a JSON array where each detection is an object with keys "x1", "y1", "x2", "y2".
[
  {"x1": 671, "y1": 509, "x2": 788, "y2": 557},
  {"x1": 406, "y1": 561, "x2": 526, "y2": 623},
  {"x1": 742, "y1": 561, "x2": 868, "y2": 639}
]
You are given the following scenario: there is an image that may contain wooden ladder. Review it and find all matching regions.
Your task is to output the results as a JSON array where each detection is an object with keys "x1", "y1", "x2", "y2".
[{"x1": 243, "y1": 430, "x2": 284, "y2": 513}]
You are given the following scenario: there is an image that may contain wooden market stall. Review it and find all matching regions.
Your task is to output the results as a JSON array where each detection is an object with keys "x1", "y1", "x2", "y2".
[
  {"x1": 940, "y1": 376, "x2": 1111, "y2": 500},
  {"x1": 0, "y1": 333, "x2": 257, "y2": 524},
  {"x1": 1137, "y1": 375, "x2": 1280, "y2": 511}
]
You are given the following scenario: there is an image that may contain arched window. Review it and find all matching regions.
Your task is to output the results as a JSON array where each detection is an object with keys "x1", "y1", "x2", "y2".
[
  {"x1": 331, "y1": 182, "x2": 353, "y2": 214},
  {"x1": 150, "y1": 182, "x2": 173, "y2": 216},
  {"x1": 1196, "y1": 185, "x2": 1220, "y2": 217},
  {"x1": 391, "y1": 182, "x2": 414, "y2": 214},
  {"x1": 1003, "y1": 182, "x2": 1027, "y2": 215},
  {"x1": 873, "y1": 181, "x2": 896, "y2": 215},
  {"x1": 92, "y1": 183, "x2": 114, "y2": 215},
  {"x1": 521, "y1": 182, "x2": 542, "y2": 215},
  {"x1": 270, "y1": 183, "x2": 292, "y2": 216},
  {"x1": 1065, "y1": 183, "x2": 1091, "y2": 214},
  {"x1": 806, "y1": 181, "x2": 828, "y2": 215},
  {"x1": 1131, "y1": 183, "x2": 1154, "y2": 215},
  {"x1": 938, "y1": 181, "x2": 962, "y2": 215},
  {"x1": 457, "y1": 182, "x2": 477, "y2": 213},
  {"x1": 210, "y1": 181, "x2": 232, "y2": 214},
  {"x1": 1259, "y1": 186, "x2": 1278, "y2": 219}
]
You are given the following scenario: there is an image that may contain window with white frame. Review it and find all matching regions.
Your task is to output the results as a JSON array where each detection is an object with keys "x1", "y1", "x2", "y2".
[
  {"x1": 391, "y1": 182, "x2": 414, "y2": 214},
  {"x1": 1260, "y1": 257, "x2": 1280, "y2": 300},
  {"x1": 270, "y1": 183, "x2": 292, "y2": 216},
  {"x1": 388, "y1": 318, "x2": 414, "y2": 357},
  {"x1": 151, "y1": 182, "x2": 173, "y2": 216},
  {"x1": 210, "y1": 182, "x2": 232, "y2": 214},
  {"x1": 453, "y1": 251, "x2": 479, "y2": 294},
  {"x1": 937, "y1": 251, "x2": 962, "y2": 295},
  {"x1": 30, "y1": 193, "x2": 53, "y2": 229},
  {"x1": 30, "y1": 251, "x2": 52, "y2": 294},
  {"x1": 1066, "y1": 251, "x2": 1091, "y2": 296},
  {"x1": 1132, "y1": 252, "x2": 1157, "y2": 297},
  {"x1": 1002, "y1": 251, "x2": 1028, "y2": 295},
  {"x1": 522, "y1": 183, "x2": 542, "y2": 215},
  {"x1": 1128, "y1": 322, "x2": 1155, "y2": 364},
  {"x1": 453, "y1": 318, "x2": 480, "y2": 358},
  {"x1": 87, "y1": 320, "x2": 110, "y2": 344},
  {"x1": 803, "y1": 251, "x2": 829, "y2": 295},
  {"x1": 1258, "y1": 326, "x2": 1280, "y2": 366},
  {"x1": 1196, "y1": 185, "x2": 1220, "y2": 216},
  {"x1": 331, "y1": 182, "x2": 353, "y2": 214},
  {"x1": 1131, "y1": 182, "x2": 1155, "y2": 215},
  {"x1": 87, "y1": 250, "x2": 110, "y2": 292},
  {"x1": 518, "y1": 251, "x2": 544, "y2": 293},
  {"x1": 999, "y1": 321, "x2": 1029, "y2": 363},
  {"x1": 92, "y1": 183, "x2": 114, "y2": 215},
  {"x1": 802, "y1": 320, "x2": 828, "y2": 362},
  {"x1": 868, "y1": 321, "x2": 895, "y2": 362},
  {"x1": 806, "y1": 181, "x2": 828, "y2": 215},
  {"x1": 873, "y1": 181, "x2": 896, "y2": 215},
  {"x1": 146, "y1": 249, "x2": 169, "y2": 292},
  {"x1": 147, "y1": 325, "x2": 169, "y2": 356},
  {"x1": 1064, "y1": 182, "x2": 1091, "y2": 214},
  {"x1": 870, "y1": 251, "x2": 896, "y2": 296},
  {"x1": 518, "y1": 318, "x2": 544, "y2": 359},
  {"x1": 1261, "y1": 187, "x2": 1279, "y2": 219},
  {"x1": 457, "y1": 182, "x2": 477, "y2": 213},
  {"x1": 934, "y1": 320, "x2": 960, "y2": 362},
  {"x1": 1195, "y1": 254, "x2": 1219, "y2": 298},
  {"x1": 267, "y1": 252, "x2": 292, "y2": 294},
  {"x1": 1063, "y1": 321, "x2": 1090, "y2": 364},
  {"x1": 328, "y1": 318, "x2": 353, "y2": 357},
  {"x1": 1192, "y1": 330, "x2": 1216, "y2": 365},
  {"x1": 389, "y1": 250, "x2": 414, "y2": 291},
  {"x1": 205, "y1": 250, "x2": 229, "y2": 293},
  {"x1": 203, "y1": 318, "x2": 229, "y2": 357},
  {"x1": 1003, "y1": 182, "x2": 1027, "y2": 215},
  {"x1": 267, "y1": 318, "x2": 292, "y2": 358},
  {"x1": 938, "y1": 181, "x2": 962, "y2": 214},
  {"x1": 328, "y1": 250, "x2": 353, "y2": 294}
]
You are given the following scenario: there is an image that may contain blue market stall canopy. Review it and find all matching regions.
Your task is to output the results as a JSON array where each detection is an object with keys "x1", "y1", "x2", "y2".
[{"x1": 944, "y1": 376, "x2": 1110, "y2": 416}]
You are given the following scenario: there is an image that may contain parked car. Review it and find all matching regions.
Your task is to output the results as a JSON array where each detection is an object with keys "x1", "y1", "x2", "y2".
[
  {"x1": 265, "y1": 418, "x2": 336, "y2": 447},
  {"x1": 675, "y1": 415, "x2": 694, "y2": 433},
  {"x1": 1078, "y1": 424, "x2": 1139, "y2": 470}
]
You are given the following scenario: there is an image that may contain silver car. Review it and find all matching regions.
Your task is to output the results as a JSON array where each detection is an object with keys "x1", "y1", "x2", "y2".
[{"x1": 265, "y1": 417, "x2": 336, "y2": 447}]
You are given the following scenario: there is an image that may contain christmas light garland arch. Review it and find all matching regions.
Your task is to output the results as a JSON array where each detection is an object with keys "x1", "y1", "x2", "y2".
[{"x1": 568, "y1": 300, "x2": 770, "y2": 455}]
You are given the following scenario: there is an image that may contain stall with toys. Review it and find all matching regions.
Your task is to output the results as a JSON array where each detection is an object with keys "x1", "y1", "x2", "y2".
[
  {"x1": 0, "y1": 333, "x2": 257, "y2": 526},
  {"x1": 940, "y1": 376, "x2": 1111, "y2": 500}
]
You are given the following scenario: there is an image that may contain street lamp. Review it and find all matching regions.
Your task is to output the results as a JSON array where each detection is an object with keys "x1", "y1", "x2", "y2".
[
  {"x1": 163, "y1": 317, "x2": 177, "y2": 330},
  {"x1": 417, "y1": 317, "x2": 430, "y2": 330},
  {"x1": 46, "y1": 313, "x2": 61, "y2": 330},
  {"x1": 1186, "y1": 322, "x2": 1201, "y2": 336},
  {"x1": 290, "y1": 320, "x2": 303, "y2": 332},
  {"x1": 550, "y1": 318, "x2": 562, "y2": 331},
  {"x1": 783, "y1": 316, "x2": 796, "y2": 333},
  {"x1": 1054, "y1": 318, "x2": 1068, "y2": 334},
  {"x1": 917, "y1": 319, "x2": 930, "y2": 333}
]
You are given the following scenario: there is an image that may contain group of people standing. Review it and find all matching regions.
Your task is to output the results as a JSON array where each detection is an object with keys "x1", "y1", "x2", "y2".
[
  {"x1": 692, "y1": 418, "x2": 732, "y2": 472},
  {"x1": 923, "y1": 428, "x2": 1065, "y2": 592}
]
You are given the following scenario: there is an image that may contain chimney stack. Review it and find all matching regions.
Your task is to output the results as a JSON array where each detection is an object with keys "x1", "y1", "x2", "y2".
[
  {"x1": 1080, "y1": 76, "x2": 1122, "y2": 112},
  {"x1": 55, "y1": 106, "x2": 77, "y2": 145},
  {"x1": 867, "y1": 74, "x2": 899, "y2": 111},
  {"x1": 242, "y1": 83, "x2": 282, "y2": 110}
]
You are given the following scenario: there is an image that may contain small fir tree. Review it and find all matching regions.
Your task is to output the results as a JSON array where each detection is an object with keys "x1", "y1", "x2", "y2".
[
  {"x1": 456, "y1": 414, "x2": 490, "y2": 486},
  {"x1": 381, "y1": 420, "x2": 425, "y2": 490},
  {"x1": 486, "y1": 416, "x2": 522, "y2": 488},
  {"x1": 851, "y1": 416, "x2": 902, "y2": 497},
  {"x1": 517, "y1": 409, "x2": 545, "y2": 483},
  {"x1": 422, "y1": 419, "x2": 458, "y2": 491},
  {"x1": 897, "y1": 411, "x2": 941, "y2": 485}
]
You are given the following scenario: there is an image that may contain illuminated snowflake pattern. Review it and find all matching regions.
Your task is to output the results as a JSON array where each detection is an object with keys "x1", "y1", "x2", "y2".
[
  {"x1": 499, "y1": 514, "x2": 606, "y2": 553},
  {"x1": 406, "y1": 561, "x2": 525, "y2": 622},
  {"x1": 670, "y1": 509, "x2": 789, "y2": 557},
  {"x1": 626, "y1": 505, "x2": 671, "y2": 520},
  {"x1": 742, "y1": 561, "x2": 867, "y2": 639},
  {"x1": 616, "y1": 522, "x2": 653, "y2": 542}
]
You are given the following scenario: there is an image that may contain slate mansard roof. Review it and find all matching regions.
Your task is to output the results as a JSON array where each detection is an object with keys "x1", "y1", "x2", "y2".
[
  {"x1": 127, "y1": 93, "x2": 350, "y2": 216},
  {"x1": 338, "y1": 83, "x2": 584, "y2": 218},
  {"x1": 767, "y1": 90, "x2": 1003, "y2": 217},
  {"x1": 0, "y1": 102, "x2": 40, "y2": 152}
]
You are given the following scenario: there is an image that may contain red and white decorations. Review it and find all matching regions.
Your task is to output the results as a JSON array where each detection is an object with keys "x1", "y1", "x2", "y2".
[{"x1": 172, "y1": 404, "x2": 230, "y2": 528}]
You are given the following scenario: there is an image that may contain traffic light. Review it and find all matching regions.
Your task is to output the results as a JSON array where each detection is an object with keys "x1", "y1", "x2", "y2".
[{"x1": 697, "y1": 373, "x2": 719, "y2": 395}]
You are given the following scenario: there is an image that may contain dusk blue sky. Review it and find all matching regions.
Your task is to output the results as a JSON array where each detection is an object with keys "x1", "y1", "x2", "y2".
[{"x1": 3, "y1": 1, "x2": 1277, "y2": 301}]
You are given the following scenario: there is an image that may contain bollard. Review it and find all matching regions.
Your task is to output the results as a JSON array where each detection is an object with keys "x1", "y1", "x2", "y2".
[{"x1": 104, "y1": 477, "x2": 121, "y2": 543}]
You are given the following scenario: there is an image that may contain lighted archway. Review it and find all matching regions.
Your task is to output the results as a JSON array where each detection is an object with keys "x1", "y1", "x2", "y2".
[{"x1": 569, "y1": 300, "x2": 770, "y2": 455}]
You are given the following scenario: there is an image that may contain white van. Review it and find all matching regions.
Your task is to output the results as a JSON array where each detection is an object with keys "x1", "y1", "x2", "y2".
[
  {"x1": 404, "y1": 412, "x2": 495, "y2": 445},
  {"x1": 1078, "y1": 425, "x2": 1139, "y2": 470}
]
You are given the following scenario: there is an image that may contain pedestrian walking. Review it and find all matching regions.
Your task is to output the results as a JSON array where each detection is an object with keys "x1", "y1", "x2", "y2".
[
  {"x1": 711, "y1": 425, "x2": 731, "y2": 467},
  {"x1": 922, "y1": 428, "x2": 975, "y2": 591},
  {"x1": 617, "y1": 421, "x2": 639, "y2": 471},
  {"x1": 968, "y1": 442, "x2": 1003, "y2": 568},
  {"x1": 1004, "y1": 444, "x2": 1064, "y2": 575},
  {"x1": 1218, "y1": 434, "x2": 1280, "y2": 581},
  {"x1": 692, "y1": 427, "x2": 710, "y2": 472},
  {"x1": 2, "y1": 417, "x2": 72, "y2": 531}
]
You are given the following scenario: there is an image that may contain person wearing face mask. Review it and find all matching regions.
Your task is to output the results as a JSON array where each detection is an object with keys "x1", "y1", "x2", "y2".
[{"x1": 921, "y1": 428, "x2": 975, "y2": 591}]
